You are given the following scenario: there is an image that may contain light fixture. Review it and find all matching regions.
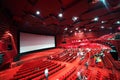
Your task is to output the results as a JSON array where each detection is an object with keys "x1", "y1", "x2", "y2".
[
  {"x1": 64, "y1": 27, "x2": 68, "y2": 31},
  {"x1": 70, "y1": 31, "x2": 73, "y2": 33},
  {"x1": 101, "y1": 21, "x2": 106, "y2": 23},
  {"x1": 101, "y1": 26, "x2": 104, "y2": 29},
  {"x1": 58, "y1": 13, "x2": 63, "y2": 18},
  {"x1": 75, "y1": 27, "x2": 79, "y2": 30},
  {"x1": 93, "y1": 17, "x2": 99, "y2": 21},
  {"x1": 89, "y1": 29, "x2": 92, "y2": 31},
  {"x1": 79, "y1": 30, "x2": 81, "y2": 33},
  {"x1": 116, "y1": 21, "x2": 120, "y2": 24},
  {"x1": 72, "y1": 16, "x2": 78, "y2": 22},
  {"x1": 36, "y1": 11, "x2": 40, "y2": 15},
  {"x1": 84, "y1": 28, "x2": 87, "y2": 31}
]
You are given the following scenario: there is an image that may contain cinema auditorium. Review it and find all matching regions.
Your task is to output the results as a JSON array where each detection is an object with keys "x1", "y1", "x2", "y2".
[{"x1": 0, "y1": 0, "x2": 120, "y2": 80}]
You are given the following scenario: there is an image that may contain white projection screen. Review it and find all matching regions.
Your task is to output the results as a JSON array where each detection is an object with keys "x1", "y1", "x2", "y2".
[{"x1": 20, "y1": 32, "x2": 55, "y2": 53}]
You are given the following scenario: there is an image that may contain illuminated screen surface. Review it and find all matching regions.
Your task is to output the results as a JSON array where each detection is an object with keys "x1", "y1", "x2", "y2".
[{"x1": 20, "y1": 32, "x2": 55, "y2": 53}]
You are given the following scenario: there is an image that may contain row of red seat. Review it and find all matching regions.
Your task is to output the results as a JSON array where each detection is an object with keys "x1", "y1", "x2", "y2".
[
  {"x1": 96, "y1": 61, "x2": 104, "y2": 68},
  {"x1": 32, "y1": 64, "x2": 66, "y2": 80},
  {"x1": 89, "y1": 51, "x2": 96, "y2": 67},
  {"x1": 98, "y1": 34, "x2": 114, "y2": 40},
  {"x1": 20, "y1": 64, "x2": 64, "y2": 80},
  {"x1": 94, "y1": 71, "x2": 102, "y2": 80},
  {"x1": 66, "y1": 71, "x2": 78, "y2": 80},
  {"x1": 11, "y1": 60, "x2": 66, "y2": 80},
  {"x1": 15, "y1": 62, "x2": 57, "y2": 77},
  {"x1": 89, "y1": 50, "x2": 107, "y2": 68},
  {"x1": 107, "y1": 54, "x2": 120, "y2": 70},
  {"x1": 50, "y1": 51, "x2": 77, "y2": 63},
  {"x1": 79, "y1": 53, "x2": 89, "y2": 65},
  {"x1": 17, "y1": 61, "x2": 54, "y2": 75},
  {"x1": 108, "y1": 73, "x2": 117, "y2": 80},
  {"x1": 102, "y1": 54, "x2": 113, "y2": 69},
  {"x1": 64, "y1": 69, "x2": 118, "y2": 80},
  {"x1": 82, "y1": 69, "x2": 91, "y2": 80},
  {"x1": 20, "y1": 58, "x2": 44, "y2": 68},
  {"x1": 12, "y1": 62, "x2": 58, "y2": 79},
  {"x1": 58, "y1": 67, "x2": 76, "y2": 80},
  {"x1": 113, "y1": 61, "x2": 120, "y2": 70},
  {"x1": 67, "y1": 69, "x2": 91, "y2": 80}
]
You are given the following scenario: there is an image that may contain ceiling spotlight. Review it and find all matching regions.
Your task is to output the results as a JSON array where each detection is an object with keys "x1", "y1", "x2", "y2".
[
  {"x1": 79, "y1": 30, "x2": 81, "y2": 33},
  {"x1": 93, "y1": 17, "x2": 99, "y2": 21},
  {"x1": 101, "y1": 21, "x2": 106, "y2": 23},
  {"x1": 64, "y1": 27, "x2": 68, "y2": 31},
  {"x1": 84, "y1": 28, "x2": 87, "y2": 31},
  {"x1": 89, "y1": 29, "x2": 92, "y2": 31},
  {"x1": 36, "y1": 11, "x2": 40, "y2": 15},
  {"x1": 76, "y1": 27, "x2": 79, "y2": 30},
  {"x1": 101, "y1": 26, "x2": 104, "y2": 29},
  {"x1": 70, "y1": 31, "x2": 73, "y2": 33},
  {"x1": 72, "y1": 16, "x2": 78, "y2": 21},
  {"x1": 116, "y1": 21, "x2": 120, "y2": 24},
  {"x1": 58, "y1": 13, "x2": 63, "y2": 18}
]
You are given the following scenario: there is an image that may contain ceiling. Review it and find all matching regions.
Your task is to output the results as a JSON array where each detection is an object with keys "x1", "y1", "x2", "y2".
[{"x1": 0, "y1": 0, "x2": 120, "y2": 35}]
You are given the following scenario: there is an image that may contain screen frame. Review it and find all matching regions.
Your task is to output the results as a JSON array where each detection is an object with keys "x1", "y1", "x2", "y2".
[{"x1": 18, "y1": 31, "x2": 56, "y2": 55}]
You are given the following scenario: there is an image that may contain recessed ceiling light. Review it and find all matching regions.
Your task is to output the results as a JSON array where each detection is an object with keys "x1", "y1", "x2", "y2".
[
  {"x1": 78, "y1": 30, "x2": 81, "y2": 33},
  {"x1": 72, "y1": 16, "x2": 78, "y2": 21},
  {"x1": 101, "y1": 26, "x2": 104, "y2": 29},
  {"x1": 36, "y1": 11, "x2": 40, "y2": 15},
  {"x1": 84, "y1": 28, "x2": 87, "y2": 31},
  {"x1": 76, "y1": 27, "x2": 79, "y2": 30},
  {"x1": 116, "y1": 21, "x2": 120, "y2": 24},
  {"x1": 58, "y1": 13, "x2": 63, "y2": 18},
  {"x1": 89, "y1": 29, "x2": 92, "y2": 31},
  {"x1": 70, "y1": 31, "x2": 73, "y2": 33},
  {"x1": 93, "y1": 17, "x2": 99, "y2": 21},
  {"x1": 101, "y1": 21, "x2": 106, "y2": 23},
  {"x1": 64, "y1": 27, "x2": 68, "y2": 31}
]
